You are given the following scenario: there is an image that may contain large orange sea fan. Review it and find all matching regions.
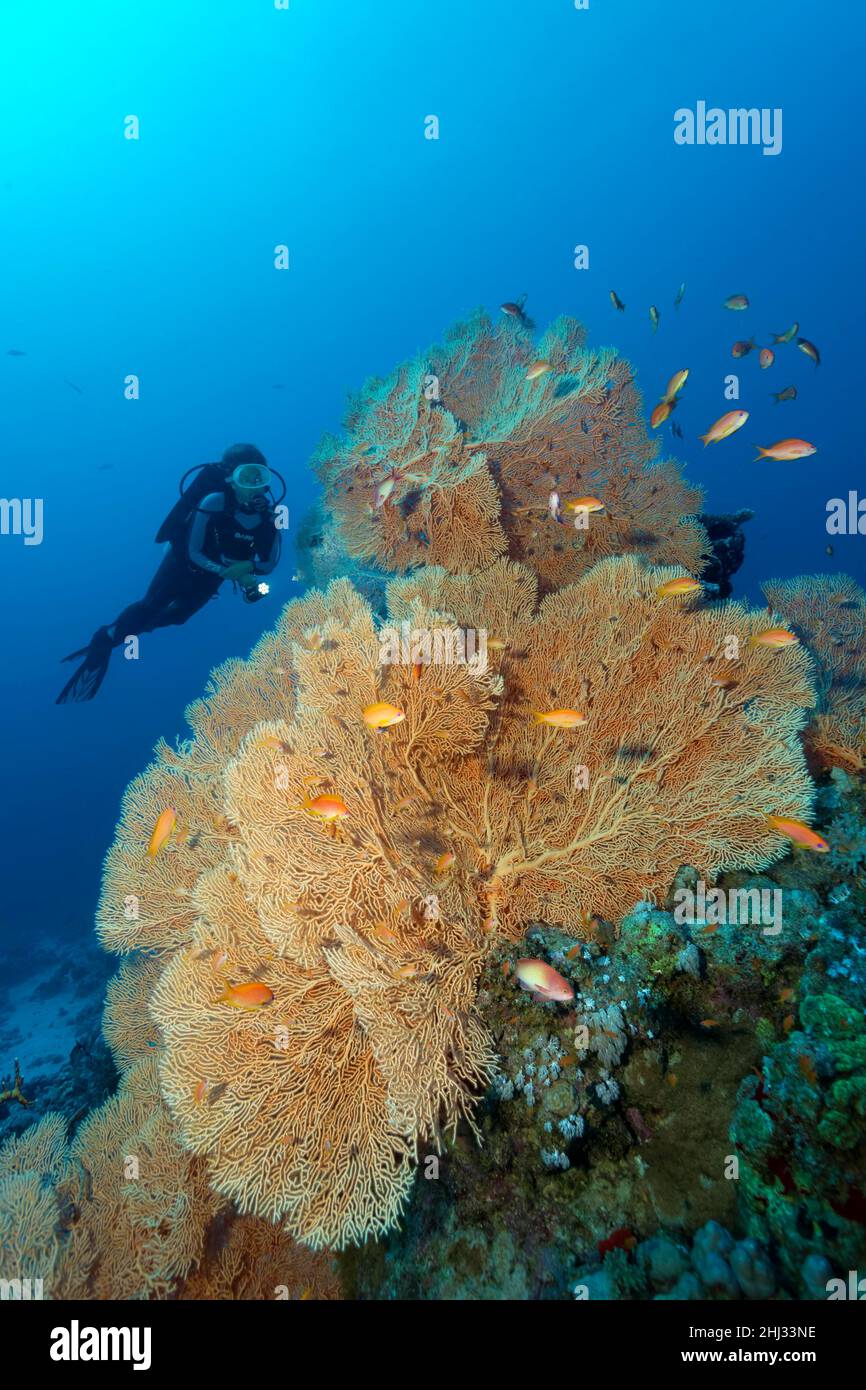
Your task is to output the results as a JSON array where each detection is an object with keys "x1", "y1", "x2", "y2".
[{"x1": 90, "y1": 558, "x2": 814, "y2": 1249}]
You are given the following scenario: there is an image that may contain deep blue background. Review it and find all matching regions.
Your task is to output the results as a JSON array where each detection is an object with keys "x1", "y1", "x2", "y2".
[{"x1": 0, "y1": 0, "x2": 863, "y2": 939}]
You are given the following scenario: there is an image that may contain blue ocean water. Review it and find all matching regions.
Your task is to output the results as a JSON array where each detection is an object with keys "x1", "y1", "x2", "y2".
[{"x1": 0, "y1": 0, "x2": 863, "y2": 949}]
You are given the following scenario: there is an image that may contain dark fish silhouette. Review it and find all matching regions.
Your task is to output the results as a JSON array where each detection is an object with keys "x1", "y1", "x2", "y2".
[{"x1": 6, "y1": 348, "x2": 26, "y2": 357}]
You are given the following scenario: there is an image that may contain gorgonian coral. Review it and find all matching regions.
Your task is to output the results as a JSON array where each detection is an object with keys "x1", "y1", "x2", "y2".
[
  {"x1": 0, "y1": 1062, "x2": 337, "y2": 1300},
  {"x1": 312, "y1": 308, "x2": 708, "y2": 591},
  {"x1": 55, "y1": 1058, "x2": 221, "y2": 1300},
  {"x1": 178, "y1": 1213, "x2": 340, "y2": 1300},
  {"x1": 763, "y1": 574, "x2": 866, "y2": 773},
  {"x1": 0, "y1": 1114, "x2": 69, "y2": 1290},
  {"x1": 92, "y1": 557, "x2": 814, "y2": 1248}
]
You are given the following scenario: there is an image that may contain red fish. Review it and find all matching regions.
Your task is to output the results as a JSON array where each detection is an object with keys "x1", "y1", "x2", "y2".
[{"x1": 598, "y1": 1227, "x2": 638, "y2": 1258}]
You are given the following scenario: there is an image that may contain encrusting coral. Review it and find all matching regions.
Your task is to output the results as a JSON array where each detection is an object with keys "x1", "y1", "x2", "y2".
[
  {"x1": 763, "y1": 574, "x2": 866, "y2": 774},
  {"x1": 312, "y1": 309, "x2": 708, "y2": 592},
  {"x1": 83, "y1": 554, "x2": 816, "y2": 1253}
]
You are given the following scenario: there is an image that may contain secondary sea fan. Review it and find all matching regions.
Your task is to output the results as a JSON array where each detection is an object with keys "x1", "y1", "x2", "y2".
[
  {"x1": 763, "y1": 574, "x2": 866, "y2": 773},
  {"x1": 312, "y1": 308, "x2": 708, "y2": 591},
  {"x1": 93, "y1": 558, "x2": 815, "y2": 1249}
]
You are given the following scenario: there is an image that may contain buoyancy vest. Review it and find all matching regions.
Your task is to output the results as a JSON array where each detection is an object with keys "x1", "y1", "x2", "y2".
[{"x1": 200, "y1": 489, "x2": 275, "y2": 566}]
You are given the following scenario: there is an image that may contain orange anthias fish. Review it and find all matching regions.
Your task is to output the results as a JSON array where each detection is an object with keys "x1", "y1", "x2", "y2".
[
  {"x1": 526, "y1": 359, "x2": 553, "y2": 381},
  {"x1": 255, "y1": 734, "x2": 284, "y2": 750},
  {"x1": 749, "y1": 627, "x2": 799, "y2": 649},
  {"x1": 362, "y1": 701, "x2": 406, "y2": 730},
  {"x1": 699, "y1": 410, "x2": 749, "y2": 446},
  {"x1": 732, "y1": 337, "x2": 758, "y2": 358},
  {"x1": 303, "y1": 793, "x2": 349, "y2": 821},
  {"x1": 194, "y1": 1079, "x2": 209, "y2": 1106},
  {"x1": 650, "y1": 400, "x2": 674, "y2": 429},
  {"x1": 754, "y1": 439, "x2": 816, "y2": 461},
  {"x1": 610, "y1": 290, "x2": 626, "y2": 312},
  {"x1": 147, "y1": 807, "x2": 177, "y2": 859},
  {"x1": 723, "y1": 294, "x2": 749, "y2": 310},
  {"x1": 563, "y1": 496, "x2": 605, "y2": 515},
  {"x1": 656, "y1": 576, "x2": 702, "y2": 599},
  {"x1": 513, "y1": 958, "x2": 574, "y2": 1003},
  {"x1": 662, "y1": 369, "x2": 689, "y2": 402},
  {"x1": 532, "y1": 709, "x2": 587, "y2": 729},
  {"x1": 370, "y1": 923, "x2": 398, "y2": 944},
  {"x1": 765, "y1": 815, "x2": 830, "y2": 853},
  {"x1": 215, "y1": 982, "x2": 275, "y2": 1009},
  {"x1": 771, "y1": 385, "x2": 797, "y2": 403},
  {"x1": 434, "y1": 850, "x2": 456, "y2": 875},
  {"x1": 759, "y1": 348, "x2": 775, "y2": 369}
]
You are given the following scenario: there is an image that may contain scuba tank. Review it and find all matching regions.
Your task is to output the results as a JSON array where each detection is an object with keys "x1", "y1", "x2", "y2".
[{"x1": 154, "y1": 462, "x2": 230, "y2": 547}]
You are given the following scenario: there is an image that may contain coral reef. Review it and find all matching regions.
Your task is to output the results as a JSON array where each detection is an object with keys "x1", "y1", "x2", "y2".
[
  {"x1": 763, "y1": 573, "x2": 866, "y2": 773},
  {"x1": 730, "y1": 884, "x2": 866, "y2": 1291},
  {"x1": 7, "y1": 308, "x2": 864, "y2": 1302},
  {"x1": 0, "y1": 1113, "x2": 70, "y2": 1288},
  {"x1": 343, "y1": 772, "x2": 866, "y2": 1299},
  {"x1": 178, "y1": 1214, "x2": 340, "y2": 1300},
  {"x1": 313, "y1": 309, "x2": 708, "y2": 592},
  {"x1": 84, "y1": 553, "x2": 815, "y2": 1255},
  {"x1": 0, "y1": 1061, "x2": 340, "y2": 1300},
  {"x1": 572, "y1": 1221, "x2": 780, "y2": 1301}
]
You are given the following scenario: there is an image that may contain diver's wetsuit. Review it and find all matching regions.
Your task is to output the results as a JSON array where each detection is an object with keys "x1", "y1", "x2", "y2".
[{"x1": 56, "y1": 491, "x2": 281, "y2": 703}]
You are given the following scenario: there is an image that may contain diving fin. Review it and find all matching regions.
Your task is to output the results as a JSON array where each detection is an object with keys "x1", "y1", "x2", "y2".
[{"x1": 56, "y1": 627, "x2": 114, "y2": 704}]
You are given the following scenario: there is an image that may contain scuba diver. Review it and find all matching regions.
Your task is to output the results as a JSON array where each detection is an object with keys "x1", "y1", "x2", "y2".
[{"x1": 57, "y1": 443, "x2": 284, "y2": 704}]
